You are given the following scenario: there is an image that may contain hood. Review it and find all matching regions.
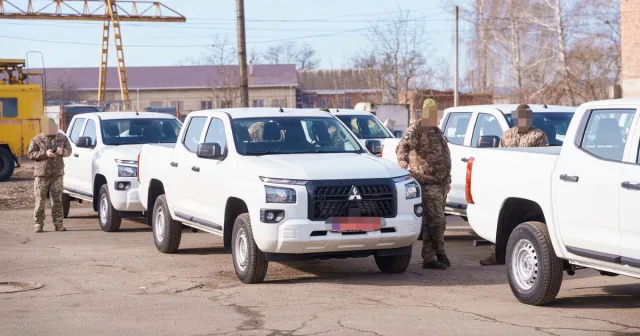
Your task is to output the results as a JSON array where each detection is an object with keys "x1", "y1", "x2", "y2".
[
  {"x1": 102, "y1": 143, "x2": 174, "y2": 161},
  {"x1": 238, "y1": 153, "x2": 408, "y2": 180}
]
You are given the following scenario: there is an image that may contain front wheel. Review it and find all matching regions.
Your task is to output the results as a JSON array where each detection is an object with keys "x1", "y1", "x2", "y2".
[
  {"x1": 374, "y1": 253, "x2": 412, "y2": 273},
  {"x1": 152, "y1": 195, "x2": 182, "y2": 253},
  {"x1": 98, "y1": 184, "x2": 122, "y2": 232},
  {"x1": 506, "y1": 221, "x2": 563, "y2": 306},
  {"x1": 232, "y1": 213, "x2": 268, "y2": 284}
]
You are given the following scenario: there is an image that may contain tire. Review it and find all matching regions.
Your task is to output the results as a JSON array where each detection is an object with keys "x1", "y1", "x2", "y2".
[
  {"x1": 506, "y1": 221, "x2": 564, "y2": 306},
  {"x1": 374, "y1": 252, "x2": 412, "y2": 273},
  {"x1": 0, "y1": 147, "x2": 15, "y2": 182},
  {"x1": 62, "y1": 193, "x2": 71, "y2": 218},
  {"x1": 97, "y1": 184, "x2": 122, "y2": 232},
  {"x1": 232, "y1": 213, "x2": 268, "y2": 284},
  {"x1": 152, "y1": 195, "x2": 182, "y2": 253}
]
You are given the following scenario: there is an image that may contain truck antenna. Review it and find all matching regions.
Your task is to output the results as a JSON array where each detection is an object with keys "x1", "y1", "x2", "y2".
[{"x1": 275, "y1": 99, "x2": 284, "y2": 112}]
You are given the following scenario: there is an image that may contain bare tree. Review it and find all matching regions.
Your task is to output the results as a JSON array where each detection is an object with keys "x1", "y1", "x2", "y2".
[
  {"x1": 47, "y1": 75, "x2": 81, "y2": 101},
  {"x1": 196, "y1": 35, "x2": 240, "y2": 108},
  {"x1": 352, "y1": 8, "x2": 433, "y2": 103},
  {"x1": 262, "y1": 42, "x2": 319, "y2": 69}
]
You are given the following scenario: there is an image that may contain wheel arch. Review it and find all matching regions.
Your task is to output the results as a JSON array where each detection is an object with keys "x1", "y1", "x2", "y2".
[
  {"x1": 93, "y1": 174, "x2": 108, "y2": 211},
  {"x1": 495, "y1": 197, "x2": 546, "y2": 264},
  {"x1": 224, "y1": 197, "x2": 248, "y2": 252},
  {"x1": 146, "y1": 179, "x2": 166, "y2": 227}
]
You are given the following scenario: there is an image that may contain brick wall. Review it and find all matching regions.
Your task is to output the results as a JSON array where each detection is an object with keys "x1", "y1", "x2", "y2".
[{"x1": 621, "y1": 0, "x2": 640, "y2": 97}]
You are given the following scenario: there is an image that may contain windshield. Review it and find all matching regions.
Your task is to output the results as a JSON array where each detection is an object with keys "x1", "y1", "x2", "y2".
[
  {"x1": 504, "y1": 112, "x2": 574, "y2": 146},
  {"x1": 335, "y1": 115, "x2": 393, "y2": 139},
  {"x1": 231, "y1": 116, "x2": 364, "y2": 155},
  {"x1": 101, "y1": 118, "x2": 182, "y2": 145}
]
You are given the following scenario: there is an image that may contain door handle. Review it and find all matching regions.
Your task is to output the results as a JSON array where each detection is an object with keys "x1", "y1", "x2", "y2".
[
  {"x1": 621, "y1": 181, "x2": 640, "y2": 190},
  {"x1": 191, "y1": 166, "x2": 200, "y2": 172},
  {"x1": 461, "y1": 157, "x2": 470, "y2": 163},
  {"x1": 170, "y1": 162, "x2": 178, "y2": 167},
  {"x1": 73, "y1": 153, "x2": 79, "y2": 157},
  {"x1": 559, "y1": 174, "x2": 579, "y2": 182}
]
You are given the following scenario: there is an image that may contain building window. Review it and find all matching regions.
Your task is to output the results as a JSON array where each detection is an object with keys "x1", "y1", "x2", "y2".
[
  {"x1": 219, "y1": 100, "x2": 233, "y2": 108},
  {"x1": 200, "y1": 100, "x2": 213, "y2": 109},
  {"x1": 303, "y1": 95, "x2": 316, "y2": 108},
  {"x1": 150, "y1": 101, "x2": 163, "y2": 108},
  {"x1": 252, "y1": 99, "x2": 264, "y2": 107},
  {"x1": 271, "y1": 99, "x2": 285, "y2": 108},
  {"x1": 170, "y1": 101, "x2": 184, "y2": 111},
  {"x1": 344, "y1": 97, "x2": 352, "y2": 109},
  {"x1": 319, "y1": 98, "x2": 329, "y2": 108}
]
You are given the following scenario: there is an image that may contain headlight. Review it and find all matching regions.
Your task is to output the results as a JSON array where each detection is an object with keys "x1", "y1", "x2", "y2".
[
  {"x1": 118, "y1": 165, "x2": 138, "y2": 177},
  {"x1": 405, "y1": 182, "x2": 420, "y2": 199},
  {"x1": 392, "y1": 174, "x2": 411, "y2": 183},
  {"x1": 265, "y1": 186, "x2": 296, "y2": 203}
]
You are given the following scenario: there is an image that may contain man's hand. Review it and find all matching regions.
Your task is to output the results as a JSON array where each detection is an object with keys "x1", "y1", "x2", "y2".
[
  {"x1": 46, "y1": 150, "x2": 57, "y2": 158},
  {"x1": 446, "y1": 183, "x2": 451, "y2": 194},
  {"x1": 55, "y1": 147, "x2": 64, "y2": 156}
]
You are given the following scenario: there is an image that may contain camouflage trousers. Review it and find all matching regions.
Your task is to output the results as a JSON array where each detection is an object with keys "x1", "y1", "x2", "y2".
[
  {"x1": 34, "y1": 176, "x2": 64, "y2": 229},
  {"x1": 421, "y1": 184, "x2": 447, "y2": 263}
]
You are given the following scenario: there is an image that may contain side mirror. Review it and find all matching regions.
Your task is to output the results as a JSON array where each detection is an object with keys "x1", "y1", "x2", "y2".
[
  {"x1": 365, "y1": 140, "x2": 382, "y2": 155},
  {"x1": 197, "y1": 142, "x2": 225, "y2": 160},
  {"x1": 477, "y1": 135, "x2": 500, "y2": 148},
  {"x1": 75, "y1": 136, "x2": 93, "y2": 148}
]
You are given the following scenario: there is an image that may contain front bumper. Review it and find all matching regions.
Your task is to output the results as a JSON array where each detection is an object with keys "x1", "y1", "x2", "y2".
[
  {"x1": 109, "y1": 179, "x2": 144, "y2": 212},
  {"x1": 252, "y1": 213, "x2": 420, "y2": 254}
]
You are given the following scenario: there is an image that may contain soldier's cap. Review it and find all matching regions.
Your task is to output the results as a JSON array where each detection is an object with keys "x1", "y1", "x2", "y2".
[{"x1": 40, "y1": 117, "x2": 58, "y2": 132}]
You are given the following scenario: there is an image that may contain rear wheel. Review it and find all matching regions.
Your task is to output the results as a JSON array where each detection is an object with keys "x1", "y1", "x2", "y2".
[
  {"x1": 232, "y1": 213, "x2": 268, "y2": 284},
  {"x1": 0, "y1": 147, "x2": 15, "y2": 182},
  {"x1": 374, "y1": 252, "x2": 412, "y2": 273},
  {"x1": 152, "y1": 195, "x2": 182, "y2": 253},
  {"x1": 506, "y1": 221, "x2": 563, "y2": 306},
  {"x1": 98, "y1": 184, "x2": 122, "y2": 232}
]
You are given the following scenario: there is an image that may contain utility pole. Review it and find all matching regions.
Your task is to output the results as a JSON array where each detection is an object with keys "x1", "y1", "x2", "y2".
[
  {"x1": 454, "y1": 5, "x2": 459, "y2": 107},
  {"x1": 236, "y1": 0, "x2": 249, "y2": 107}
]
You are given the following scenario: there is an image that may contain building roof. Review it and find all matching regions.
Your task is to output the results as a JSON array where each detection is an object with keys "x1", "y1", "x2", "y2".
[{"x1": 32, "y1": 64, "x2": 298, "y2": 91}]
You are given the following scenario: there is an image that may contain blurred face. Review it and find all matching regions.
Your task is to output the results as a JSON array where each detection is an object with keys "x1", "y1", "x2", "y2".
[
  {"x1": 43, "y1": 119, "x2": 58, "y2": 136},
  {"x1": 513, "y1": 108, "x2": 533, "y2": 132},
  {"x1": 419, "y1": 108, "x2": 438, "y2": 128}
]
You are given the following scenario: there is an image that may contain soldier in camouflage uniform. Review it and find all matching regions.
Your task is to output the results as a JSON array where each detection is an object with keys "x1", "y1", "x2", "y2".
[
  {"x1": 480, "y1": 104, "x2": 549, "y2": 265},
  {"x1": 396, "y1": 99, "x2": 452, "y2": 270},
  {"x1": 28, "y1": 118, "x2": 72, "y2": 233}
]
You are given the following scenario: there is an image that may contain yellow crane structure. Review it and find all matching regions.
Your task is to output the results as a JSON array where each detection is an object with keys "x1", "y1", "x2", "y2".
[{"x1": 0, "y1": 0, "x2": 185, "y2": 108}]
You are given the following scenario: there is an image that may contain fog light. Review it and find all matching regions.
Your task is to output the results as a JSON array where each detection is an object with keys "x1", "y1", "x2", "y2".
[
  {"x1": 414, "y1": 204, "x2": 424, "y2": 217},
  {"x1": 114, "y1": 181, "x2": 131, "y2": 191},
  {"x1": 260, "y1": 209, "x2": 284, "y2": 223}
]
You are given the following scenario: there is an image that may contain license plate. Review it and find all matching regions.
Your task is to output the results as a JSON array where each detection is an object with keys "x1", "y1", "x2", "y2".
[{"x1": 326, "y1": 217, "x2": 382, "y2": 232}]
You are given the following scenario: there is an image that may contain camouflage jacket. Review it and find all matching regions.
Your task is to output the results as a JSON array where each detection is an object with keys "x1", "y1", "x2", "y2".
[
  {"x1": 396, "y1": 123, "x2": 452, "y2": 187},
  {"x1": 499, "y1": 126, "x2": 549, "y2": 148},
  {"x1": 27, "y1": 133, "x2": 72, "y2": 177}
]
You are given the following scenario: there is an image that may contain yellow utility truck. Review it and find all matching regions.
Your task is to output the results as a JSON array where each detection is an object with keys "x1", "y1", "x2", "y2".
[{"x1": 0, "y1": 59, "x2": 44, "y2": 181}]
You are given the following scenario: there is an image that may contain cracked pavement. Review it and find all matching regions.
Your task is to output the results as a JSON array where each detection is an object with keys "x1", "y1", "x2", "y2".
[{"x1": 1, "y1": 208, "x2": 639, "y2": 336}]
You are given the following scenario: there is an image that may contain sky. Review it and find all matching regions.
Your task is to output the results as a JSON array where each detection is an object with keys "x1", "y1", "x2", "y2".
[{"x1": 1, "y1": 0, "x2": 471, "y2": 83}]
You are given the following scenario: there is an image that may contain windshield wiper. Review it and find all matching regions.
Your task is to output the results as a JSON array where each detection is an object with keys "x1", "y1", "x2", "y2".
[{"x1": 244, "y1": 150, "x2": 279, "y2": 156}]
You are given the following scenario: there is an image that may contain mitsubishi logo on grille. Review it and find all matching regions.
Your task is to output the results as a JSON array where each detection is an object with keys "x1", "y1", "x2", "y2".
[{"x1": 348, "y1": 185, "x2": 362, "y2": 201}]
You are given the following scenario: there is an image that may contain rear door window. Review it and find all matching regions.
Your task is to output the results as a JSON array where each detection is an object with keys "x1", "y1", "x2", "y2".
[
  {"x1": 580, "y1": 109, "x2": 635, "y2": 162},
  {"x1": 443, "y1": 112, "x2": 472, "y2": 145}
]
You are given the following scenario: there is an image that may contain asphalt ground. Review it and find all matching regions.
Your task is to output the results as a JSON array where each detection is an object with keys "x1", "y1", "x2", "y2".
[{"x1": 1, "y1": 208, "x2": 639, "y2": 336}]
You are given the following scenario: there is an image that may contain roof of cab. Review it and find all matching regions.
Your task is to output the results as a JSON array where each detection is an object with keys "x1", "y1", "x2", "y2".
[
  {"x1": 579, "y1": 97, "x2": 640, "y2": 108},
  {"x1": 75, "y1": 111, "x2": 178, "y2": 120},
  {"x1": 189, "y1": 108, "x2": 336, "y2": 119},
  {"x1": 299, "y1": 108, "x2": 374, "y2": 116},
  {"x1": 445, "y1": 104, "x2": 576, "y2": 114}
]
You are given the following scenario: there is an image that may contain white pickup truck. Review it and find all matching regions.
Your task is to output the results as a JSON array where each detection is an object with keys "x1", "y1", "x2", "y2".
[
  {"x1": 381, "y1": 104, "x2": 575, "y2": 219},
  {"x1": 137, "y1": 108, "x2": 424, "y2": 284},
  {"x1": 62, "y1": 112, "x2": 182, "y2": 232},
  {"x1": 465, "y1": 98, "x2": 640, "y2": 305}
]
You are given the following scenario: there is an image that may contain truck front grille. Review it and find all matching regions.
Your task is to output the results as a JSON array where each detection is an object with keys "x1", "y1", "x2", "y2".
[{"x1": 306, "y1": 179, "x2": 396, "y2": 221}]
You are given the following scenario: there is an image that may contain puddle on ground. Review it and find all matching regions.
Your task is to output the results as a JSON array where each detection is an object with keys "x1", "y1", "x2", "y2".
[{"x1": 0, "y1": 282, "x2": 43, "y2": 293}]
